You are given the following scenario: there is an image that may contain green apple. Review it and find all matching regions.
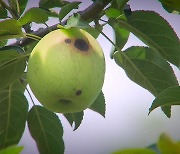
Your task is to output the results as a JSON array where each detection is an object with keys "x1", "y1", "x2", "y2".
[{"x1": 27, "y1": 27, "x2": 105, "y2": 113}]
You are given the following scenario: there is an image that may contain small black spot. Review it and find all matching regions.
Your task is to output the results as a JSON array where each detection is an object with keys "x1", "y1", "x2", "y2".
[
  {"x1": 65, "y1": 38, "x2": 71, "y2": 44},
  {"x1": 74, "y1": 39, "x2": 89, "y2": 51},
  {"x1": 76, "y1": 90, "x2": 82, "y2": 96}
]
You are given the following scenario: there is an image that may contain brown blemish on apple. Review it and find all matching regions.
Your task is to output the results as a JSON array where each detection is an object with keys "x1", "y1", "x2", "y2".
[
  {"x1": 74, "y1": 39, "x2": 89, "y2": 51},
  {"x1": 64, "y1": 38, "x2": 71, "y2": 44},
  {"x1": 75, "y1": 90, "x2": 82, "y2": 96}
]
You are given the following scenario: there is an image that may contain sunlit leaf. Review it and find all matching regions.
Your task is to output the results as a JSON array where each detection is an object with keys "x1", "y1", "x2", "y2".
[
  {"x1": 0, "y1": 47, "x2": 26, "y2": 89},
  {"x1": 0, "y1": 88, "x2": 28, "y2": 149},
  {"x1": 105, "y1": 8, "x2": 122, "y2": 18},
  {"x1": 89, "y1": 91, "x2": 106, "y2": 117},
  {"x1": 0, "y1": 145, "x2": 23, "y2": 154},
  {"x1": 117, "y1": 11, "x2": 180, "y2": 68},
  {"x1": 158, "y1": 133, "x2": 180, "y2": 154},
  {"x1": 63, "y1": 111, "x2": 84, "y2": 131},
  {"x1": 112, "y1": 148, "x2": 156, "y2": 154},
  {"x1": 149, "y1": 86, "x2": 180, "y2": 113},
  {"x1": 0, "y1": 19, "x2": 23, "y2": 40},
  {"x1": 59, "y1": 1, "x2": 81, "y2": 21},
  {"x1": 27, "y1": 105, "x2": 64, "y2": 154},
  {"x1": 18, "y1": 7, "x2": 49, "y2": 25}
]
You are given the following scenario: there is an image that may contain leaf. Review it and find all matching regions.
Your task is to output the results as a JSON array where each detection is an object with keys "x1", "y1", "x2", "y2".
[
  {"x1": 112, "y1": 148, "x2": 156, "y2": 154},
  {"x1": 147, "y1": 144, "x2": 160, "y2": 154},
  {"x1": 89, "y1": 91, "x2": 106, "y2": 117},
  {"x1": 114, "y1": 47, "x2": 179, "y2": 117},
  {"x1": 0, "y1": 47, "x2": 26, "y2": 89},
  {"x1": 66, "y1": 13, "x2": 90, "y2": 29},
  {"x1": 0, "y1": 88, "x2": 28, "y2": 149},
  {"x1": 157, "y1": 133, "x2": 180, "y2": 154},
  {"x1": 0, "y1": 40, "x2": 7, "y2": 48},
  {"x1": 66, "y1": 13, "x2": 101, "y2": 38},
  {"x1": 59, "y1": 1, "x2": 81, "y2": 21},
  {"x1": 105, "y1": 8, "x2": 122, "y2": 18},
  {"x1": 18, "y1": 7, "x2": 49, "y2": 25},
  {"x1": 7, "y1": 0, "x2": 28, "y2": 16},
  {"x1": 27, "y1": 105, "x2": 64, "y2": 154},
  {"x1": 63, "y1": 111, "x2": 84, "y2": 131},
  {"x1": 149, "y1": 86, "x2": 180, "y2": 113},
  {"x1": 108, "y1": 18, "x2": 130, "y2": 58},
  {"x1": 158, "y1": 0, "x2": 180, "y2": 13},
  {"x1": 114, "y1": 46, "x2": 178, "y2": 96},
  {"x1": 0, "y1": 145, "x2": 23, "y2": 154},
  {"x1": 0, "y1": 19, "x2": 23, "y2": 40},
  {"x1": 0, "y1": 4, "x2": 7, "y2": 19},
  {"x1": 117, "y1": 11, "x2": 180, "y2": 68},
  {"x1": 39, "y1": 0, "x2": 69, "y2": 9}
]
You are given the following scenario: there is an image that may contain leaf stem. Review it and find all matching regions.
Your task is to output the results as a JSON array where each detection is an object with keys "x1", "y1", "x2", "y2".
[
  {"x1": 100, "y1": 30, "x2": 122, "y2": 58},
  {"x1": 26, "y1": 87, "x2": 36, "y2": 106}
]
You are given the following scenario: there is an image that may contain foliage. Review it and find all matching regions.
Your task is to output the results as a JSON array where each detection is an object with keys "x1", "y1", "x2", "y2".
[
  {"x1": 113, "y1": 133, "x2": 180, "y2": 154},
  {"x1": 0, "y1": 0, "x2": 179, "y2": 153}
]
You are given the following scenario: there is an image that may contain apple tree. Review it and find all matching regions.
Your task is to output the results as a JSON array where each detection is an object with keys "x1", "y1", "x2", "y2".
[{"x1": 0, "y1": 0, "x2": 180, "y2": 153}]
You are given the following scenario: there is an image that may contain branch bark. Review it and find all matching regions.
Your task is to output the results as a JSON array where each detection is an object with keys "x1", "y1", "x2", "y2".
[{"x1": 12, "y1": 0, "x2": 112, "y2": 47}]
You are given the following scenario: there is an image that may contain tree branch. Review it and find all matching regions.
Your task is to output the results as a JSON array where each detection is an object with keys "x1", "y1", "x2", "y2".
[{"x1": 11, "y1": 0, "x2": 112, "y2": 47}]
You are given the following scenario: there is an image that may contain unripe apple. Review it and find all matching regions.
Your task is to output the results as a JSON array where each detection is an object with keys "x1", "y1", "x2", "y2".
[{"x1": 27, "y1": 28, "x2": 105, "y2": 113}]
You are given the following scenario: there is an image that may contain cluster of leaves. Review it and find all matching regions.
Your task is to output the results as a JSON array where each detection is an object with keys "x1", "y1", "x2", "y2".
[
  {"x1": 113, "y1": 133, "x2": 180, "y2": 154},
  {"x1": 0, "y1": 0, "x2": 179, "y2": 154}
]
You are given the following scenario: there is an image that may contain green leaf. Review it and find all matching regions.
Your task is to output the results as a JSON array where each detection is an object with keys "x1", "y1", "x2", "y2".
[
  {"x1": 0, "y1": 47, "x2": 26, "y2": 89},
  {"x1": 158, "y1": 0, "x2": 180, "y2": 13},
  {"x1": 27, "y1": 105, "x2": 64, "y2": 154},
  {"x1": 0, "y1": 40, "x2": 7, "y2": 48},
  {"x1": 66, "y1": 13, "x2": 101, "y2": 38},
  {"x1": 105, "y1": 8, "x2": 122, "y2": 18},
  {"x1": 18, "y1": 7, "x2": 49, "y2": 25},
  {"x1": 157, "y1": 133, "x2": 180, "y2": 154},
  {"x1": 89, "y1": 91, "x2": 106, "y2": 117},
  {"x1": 0, "y1": 88, "x2": 28, "y2": 149},
  {"x1": 8, "y1": 0, "x2": 28, "y2": 16},
  {"x1": 66, "y1": 13, "x2": 90, "y2": 29},
  {"x1": 63, "y1": 111, "x2": 84, "y2": 131},
  {"x1": 0, "y1": 19, "x2": 23, "y2": 40},
  {"x1": 112, "y1": 148, "x2": 156, "y2": 154},
  {"x1": 59, "y1": 1, "x2": 81, "y2": 21},
  {"x1": 117, "y1": 11, "x2": 180, "y2": 68},
  {"x1": 114, "y1": 47, "x2": 179, "y2": 117},
  {"x1": 39, "y1": 0, "x2": 69, "y2": 9},
  {"x1": 114, "y1": 46, "x2": 178, "y2": 96},
  {"x1": 0, "y1": 4, "x2": 7, "y2": 19},
  {"x1": 108, "y1": 18, "x2": 130, "y2": 58},
  {"x1": 149, "y1": 86, "x2": 180, "y2": 113},
  {"x1": 0, "y1": 145, "x2": 23, "y2": 154}
]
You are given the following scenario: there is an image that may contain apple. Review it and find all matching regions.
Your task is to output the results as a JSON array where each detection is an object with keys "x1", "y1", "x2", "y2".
[{"x1": 27, "y1": 27, "x2": 105, "y2": 113}]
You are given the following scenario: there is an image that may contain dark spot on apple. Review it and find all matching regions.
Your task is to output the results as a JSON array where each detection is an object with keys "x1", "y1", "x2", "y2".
[
  {"x1": 65, "y1": 38, "x2": 71, "y2": 44},
  {"x1": 74, "y1": 39, "x2": 89, "y2": 51},
  {"x1": 76, "y1": 90, "x2": 82, "y2": 96},
  {"x1": 60, "y1": 99, "x2": 72, "y2": 104}
]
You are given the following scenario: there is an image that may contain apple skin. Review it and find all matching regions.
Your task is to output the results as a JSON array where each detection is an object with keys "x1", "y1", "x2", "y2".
[{"x1": 27, "y1": 28, "x2": 105, "y2": 113}]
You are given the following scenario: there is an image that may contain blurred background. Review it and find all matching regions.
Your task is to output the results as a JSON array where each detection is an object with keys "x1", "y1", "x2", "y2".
[{"x1": 18, "y1": 0, "x2": 180, "y2": 154}]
